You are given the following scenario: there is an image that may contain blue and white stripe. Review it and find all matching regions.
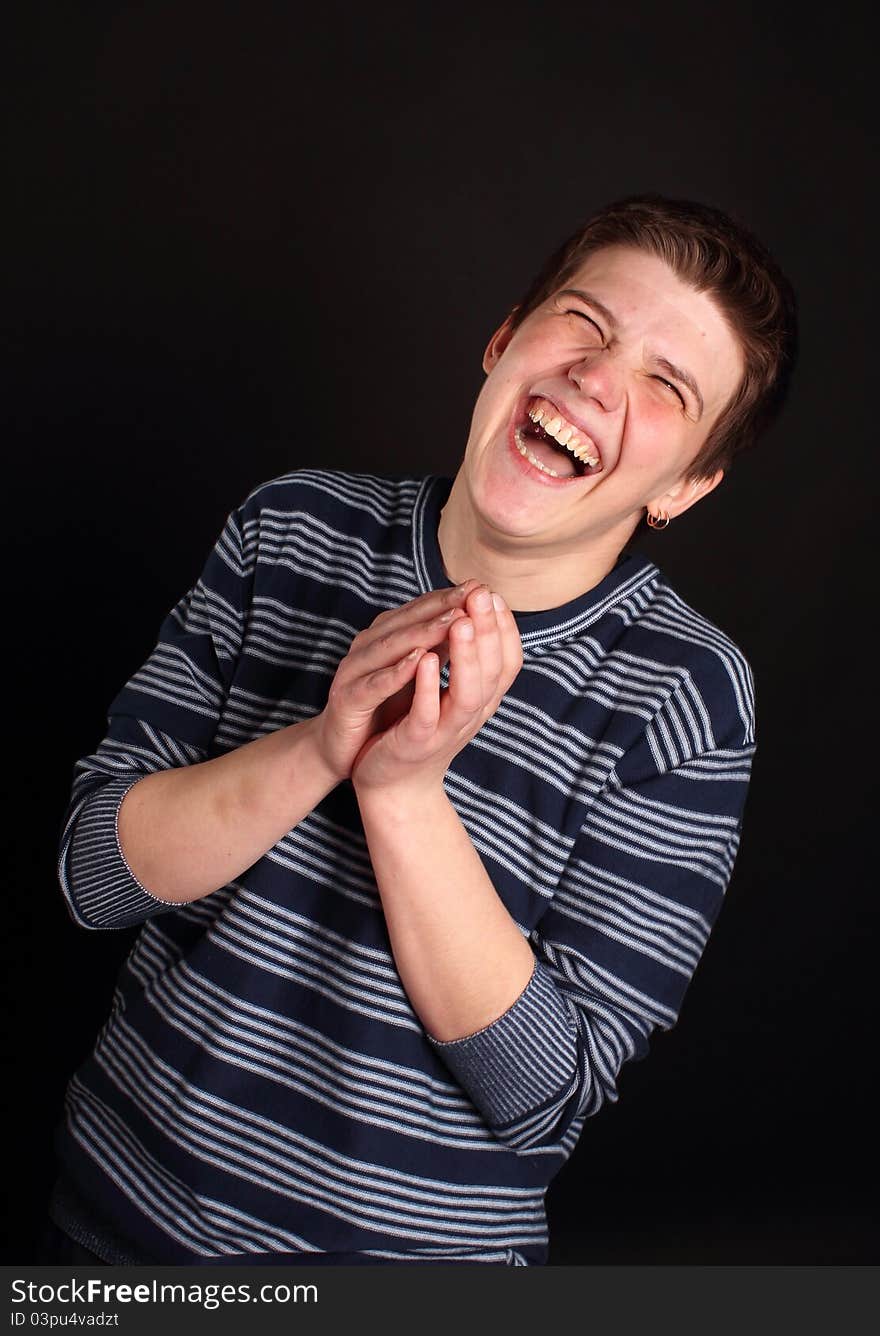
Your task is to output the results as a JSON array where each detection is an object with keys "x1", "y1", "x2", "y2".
[{"x1": 55, "y1": 468, "x2": 756, "y2": 1265}]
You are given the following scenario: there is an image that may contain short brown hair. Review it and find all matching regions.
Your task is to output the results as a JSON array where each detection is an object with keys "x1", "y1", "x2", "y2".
[{"x1": 507, "y1": 194, "x2": 798, "y2": 483}]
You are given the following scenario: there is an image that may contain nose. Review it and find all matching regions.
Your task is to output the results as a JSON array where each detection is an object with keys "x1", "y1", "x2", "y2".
[{"x1": 568, "y1": 350, "x2": 622, "y2": 413}]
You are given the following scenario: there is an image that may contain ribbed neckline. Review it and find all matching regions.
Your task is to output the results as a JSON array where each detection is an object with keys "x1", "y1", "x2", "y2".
[{"x1": 412, "y1": 474, "x2": 660, "y2": 647}]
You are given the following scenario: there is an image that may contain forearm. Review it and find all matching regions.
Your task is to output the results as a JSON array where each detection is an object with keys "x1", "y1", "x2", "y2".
[
  {"x1": 117, "y1": 715, "x2": 340, "y2": 903},
  {"x1": 355, "y1": 782, "x2": 535, "y2": 1041}
]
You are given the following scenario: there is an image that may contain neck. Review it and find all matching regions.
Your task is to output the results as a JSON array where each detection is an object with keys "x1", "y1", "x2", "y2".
[{"x1": 436, "y1": 471, "x2": 638, "y2": 613}]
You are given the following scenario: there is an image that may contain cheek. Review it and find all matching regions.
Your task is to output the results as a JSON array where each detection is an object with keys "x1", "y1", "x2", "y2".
[
  {"x1": 465, "y1": 372, "x2": 515, "y2": 452},
  {"x1": 470, "y1": 375, "x2": 508, "y2": 432},
  {"x1": 473, "y1": 356, "x2": 526, "y2": 424},
  {"x1": 622, "y1": 401, "x2": 675, "y2": 463},
  {"x1": 619, "y1": 403, "x2": 694, "y2": 487}
]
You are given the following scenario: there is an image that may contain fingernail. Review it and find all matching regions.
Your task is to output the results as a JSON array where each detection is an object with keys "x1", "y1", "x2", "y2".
[
  {"x1": 473, "y1": 589, "x2": 493, "y2": 612},
  {"x1": 492, "y1": 593, "x2": 506, "y2": 612},
  {"x1": 457, "y1": 619, "x2": 475, "y2": 639}
]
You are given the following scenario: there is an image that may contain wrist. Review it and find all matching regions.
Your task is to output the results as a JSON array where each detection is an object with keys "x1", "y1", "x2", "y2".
[
  {"x1": 353, "y1": 774, "x2": 449, "y2": 818},
  {"x1": 294, "y1": 714, "x2": 347, "y2": 792}
]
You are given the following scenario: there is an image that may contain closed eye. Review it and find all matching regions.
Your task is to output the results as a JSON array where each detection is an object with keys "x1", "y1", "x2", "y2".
[
  {"x1": 655, "y1": 376, "x2": 686, "y2": 407},
  {"x1": 566, "y1": 309, "x2": 604, "y2": 339}
]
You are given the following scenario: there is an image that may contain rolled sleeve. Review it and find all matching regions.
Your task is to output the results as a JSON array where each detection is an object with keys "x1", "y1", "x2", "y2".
[
  {"x1": 426, "y1": 958, "x2": 579, "y2": 1129},
  {"x1": 61, "y1": 776, "x2": 178, "y2": 930}
]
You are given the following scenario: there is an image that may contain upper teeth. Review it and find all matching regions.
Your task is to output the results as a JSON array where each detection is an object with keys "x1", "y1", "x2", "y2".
[{"x1": 528, "y1": 401, "x2": 600, "y2": 467}]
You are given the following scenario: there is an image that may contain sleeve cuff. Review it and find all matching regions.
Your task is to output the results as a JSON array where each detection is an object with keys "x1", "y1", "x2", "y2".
[
  {"x1": 426, "y1": 957, "x2": 579, "y2": 1126},
  {"x1": 64, "y1": 777, "x2": 178, "y2": 929}
]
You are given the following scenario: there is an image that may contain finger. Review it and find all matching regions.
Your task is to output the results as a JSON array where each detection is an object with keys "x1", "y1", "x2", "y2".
[
  {"x1": 464, "y1": 585, "x2": 504, "y2": 708},
  {"x1": 442, "y1": 616, "x2": 484, "y2": 726},
  {"x1": 489, "y1": 591, "x2": 524, "y2": 696},
  {"x1": 339, "y1": 644, "x2": 427, "y2": 715},
  {"x1": 364, "y1": 580, "x2": 483, "y2": 643},
  {"x1": 406, "y1": 651, "x2": 441, "y2": 733},
  {"x1": 349, "y1": 605, "x2": 470, "y2": 680},
  {"x1": 433, "y1": 635, "x2": 452, "y2": 669}
]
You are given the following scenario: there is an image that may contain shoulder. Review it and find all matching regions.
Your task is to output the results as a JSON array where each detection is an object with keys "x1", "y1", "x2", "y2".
[
  {"x1": 238, "y1": 467, "x2": 426, "y2": 531},
  {"x1": 639, "y1": 565, "x2": 756, "y2": 750}
]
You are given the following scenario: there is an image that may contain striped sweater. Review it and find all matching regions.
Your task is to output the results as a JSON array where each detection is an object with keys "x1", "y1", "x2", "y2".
[{"x1": 54, "y1": 469, "x2": 756, "y2": 1266}]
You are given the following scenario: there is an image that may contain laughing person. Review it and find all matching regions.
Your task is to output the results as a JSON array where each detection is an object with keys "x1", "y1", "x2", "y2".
[{"x1": 49, "y1": 195, "x2": 797, "y2": 1265}]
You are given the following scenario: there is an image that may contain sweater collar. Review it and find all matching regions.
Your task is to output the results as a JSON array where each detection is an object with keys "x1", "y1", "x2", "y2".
[{"x1": 411, "y1": 474, "x2": 660, "y2": 647}]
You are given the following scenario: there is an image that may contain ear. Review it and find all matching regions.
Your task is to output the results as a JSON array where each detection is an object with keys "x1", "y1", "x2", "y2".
[
  {"x1": 481, "y1": 309, "x2": 518, "y2": 375},
  {"x1": 648, "y1": 468, "x2": 724, "y2": 520}
]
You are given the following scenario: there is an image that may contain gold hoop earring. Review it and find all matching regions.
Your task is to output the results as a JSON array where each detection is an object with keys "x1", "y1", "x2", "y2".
[{"x1": 646, "y1": 509, "x2": 670, "y2": 530}]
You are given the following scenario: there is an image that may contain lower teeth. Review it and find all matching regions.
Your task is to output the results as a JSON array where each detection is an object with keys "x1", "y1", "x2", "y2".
[{"x1": 515, "y1": 437, "x2": 559, "y2": 476}]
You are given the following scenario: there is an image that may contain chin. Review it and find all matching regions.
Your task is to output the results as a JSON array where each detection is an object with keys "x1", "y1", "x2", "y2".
[{"x1": 464, "y1": 452, "x2": 554, "y2": 540}]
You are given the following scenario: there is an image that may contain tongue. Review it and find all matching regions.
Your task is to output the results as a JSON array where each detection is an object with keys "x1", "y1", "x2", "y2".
[{"x1": 523, "y1": 430, "x2": 577, "y2": 477}]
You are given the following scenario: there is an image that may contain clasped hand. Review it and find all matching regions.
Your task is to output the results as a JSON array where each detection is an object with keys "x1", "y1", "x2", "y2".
[{"x1": 313, "y1": 579, "x2": 524, "y2": 797}]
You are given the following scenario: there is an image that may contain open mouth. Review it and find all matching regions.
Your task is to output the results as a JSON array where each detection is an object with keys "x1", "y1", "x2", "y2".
[{"x1": 513, "y1": 396, "x2": 603, "y2": 480}]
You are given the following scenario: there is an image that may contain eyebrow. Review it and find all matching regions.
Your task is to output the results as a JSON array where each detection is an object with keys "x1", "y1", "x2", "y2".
[{"x1": 558, "y1": 287, "x2": 705, "y2": 419}]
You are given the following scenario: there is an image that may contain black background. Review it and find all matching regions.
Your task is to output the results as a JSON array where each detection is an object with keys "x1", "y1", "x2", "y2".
[{"x1": 3, "y1": 2, "x2": 875, "y2": 1264}]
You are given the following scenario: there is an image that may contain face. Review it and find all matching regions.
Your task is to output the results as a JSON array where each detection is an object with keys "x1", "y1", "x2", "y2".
[{"x1": 460, "y1": 244, "x2": 745, "y2": 556}]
